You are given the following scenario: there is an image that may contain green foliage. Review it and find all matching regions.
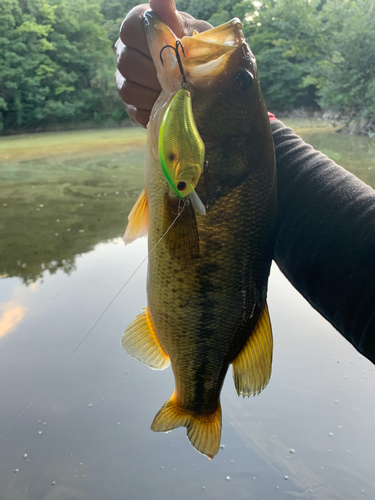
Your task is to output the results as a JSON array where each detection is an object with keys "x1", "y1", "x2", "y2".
[
  {"x1": 0, "y1": 0, "x2": 127, "y2": 132},
  {"x1": 233, "y1": 0, "x2": 322, "y2": 111},
  {"x1": 101, "y1": 0, "x2": 139, "y2": 22},
  {"x1": 100, "y1": 0, "x2": 140, "y2": 43},
  {"x1": 237, "y1": 0, "x2": 375, "y2": 118},
  {"x1": 314, "y1": 0, "x2": 375, "y2": 117},
  {"x1": 1, "y1": 0, "x2": 374, "y2": 133},
  {"x1": 176, "y1": 0, "x2": 237, "y2": 25}
]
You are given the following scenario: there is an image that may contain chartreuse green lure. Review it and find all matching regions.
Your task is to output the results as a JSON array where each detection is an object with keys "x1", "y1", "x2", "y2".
[{"x1": 158, "y1": 89, "x2": 206, "y2": 215}]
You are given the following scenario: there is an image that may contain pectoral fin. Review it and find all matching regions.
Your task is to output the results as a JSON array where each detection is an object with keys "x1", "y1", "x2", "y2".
[
  {"x1": 151, "y1": 395, "x2": 222, "y2": 459},
  {"x1": 123, "y1": 188, "x2": 148, "y2": 245},
  {"x1": 232, "y1": 302, "x2": 273, "y2": 397},
  {"x1": 121, "y1": 307, "x2": 170, "y2": 370}
]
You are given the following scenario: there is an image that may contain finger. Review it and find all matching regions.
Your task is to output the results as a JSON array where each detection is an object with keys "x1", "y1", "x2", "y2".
[
  {"x1": 150, "y1": 0, "x2": 184, "y2": 37},
  {"x1": 120, "y1": 4, "x2": 151, "y2": 57},
  {"x1": 115, "y1": 37, "x2": 125, "y2": 60},
  {"x1": 120, "y1": 1, "x2": 211, "y2": 52},
  {"x1": 134, "y1": 108, "x2": 152, "y2": 128},
  {"x1": 182, "y1": 17, "x2": 213, "y2": 35},
  {"x1": 124, "y1": 104, "x2": 150, "y2": 128},
  {"x1": 116, "y1": 70, "x2": 159, "y2": 111},
  {"x1": 150, "y1": 0, "x2": 212, "y2": 36},
  {"x1": 117, "y1": 45, "x2": 161, "y2": 93}
]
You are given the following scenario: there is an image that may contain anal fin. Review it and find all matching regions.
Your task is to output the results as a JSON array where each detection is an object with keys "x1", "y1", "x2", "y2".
[
  {"x1": 121, "y1": 307, "x2": 170, "y2": 370},
  {"x1": 232, "y1": 302, "x2": 273, "y2": 397},
  {"x1": 151, "y1": 395, "x2": 222, "y2": 459},
  {"x1": 123, "y1": 188, "x2": 148, "y2": 245}
]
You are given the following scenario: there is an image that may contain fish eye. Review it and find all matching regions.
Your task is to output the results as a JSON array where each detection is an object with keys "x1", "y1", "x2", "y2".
[
  {"x1": 234, "y1": 69, "x2": 254, "y2": 92},
  {"x1": 177, "y1": 181, "x2": 187, "y2": 191}
]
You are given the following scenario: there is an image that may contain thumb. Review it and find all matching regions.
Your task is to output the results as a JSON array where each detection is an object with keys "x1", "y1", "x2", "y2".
[{"x1": 149, "y1": 0, "x2": 185, "y2": 37}]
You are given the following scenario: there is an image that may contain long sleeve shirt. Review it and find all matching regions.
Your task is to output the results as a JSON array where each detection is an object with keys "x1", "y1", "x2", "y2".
[{"x1": 270, "y1": 119, "x2": 375, "y2": 364}]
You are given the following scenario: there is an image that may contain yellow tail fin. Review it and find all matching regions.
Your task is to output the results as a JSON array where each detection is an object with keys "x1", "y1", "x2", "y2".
[{"x1": 151, "y1": 396, "x2": 222, "y2": 459}]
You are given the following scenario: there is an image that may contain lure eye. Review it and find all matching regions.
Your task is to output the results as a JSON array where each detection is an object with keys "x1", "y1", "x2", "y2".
[
  {"x1": 177, "y1": 181, "x2": 187, "y2": 191},
  {"x1": 234, "y1": 69, "x2": 254, "y2": 92}
]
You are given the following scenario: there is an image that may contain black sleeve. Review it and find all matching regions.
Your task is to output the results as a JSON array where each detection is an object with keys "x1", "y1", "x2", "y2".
[{"x1": 271, "y1": 119, "x2": 375, "y2": 364}]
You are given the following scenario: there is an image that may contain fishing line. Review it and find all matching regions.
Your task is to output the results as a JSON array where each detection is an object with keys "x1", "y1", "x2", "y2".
[
  {"x1": 68, "y1": 202, "x2": 186, "y2": 359},
  {"x1": 0, "y1": 202, "x2": 186, "y2": 439}
]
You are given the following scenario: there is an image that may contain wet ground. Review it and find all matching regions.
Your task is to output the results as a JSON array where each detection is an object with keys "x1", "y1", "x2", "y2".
[{"x1": 0, "y1": 123, "x2": 374, "y2": 500}]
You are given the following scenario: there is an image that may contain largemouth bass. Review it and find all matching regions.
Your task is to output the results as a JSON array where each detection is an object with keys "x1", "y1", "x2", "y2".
[{"x1": 122, "y1": 11, "x2": 277, "y2": 459}]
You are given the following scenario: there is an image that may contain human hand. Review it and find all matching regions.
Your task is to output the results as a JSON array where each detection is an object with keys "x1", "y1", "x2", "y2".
[{"x1": 115, "y1": 0, "x2": 212, "y2": 127}]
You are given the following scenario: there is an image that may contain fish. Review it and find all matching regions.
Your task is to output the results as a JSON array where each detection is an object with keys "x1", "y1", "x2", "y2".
[{"x1": 121, "y1": 11, "x2": 277, "y2": 459}]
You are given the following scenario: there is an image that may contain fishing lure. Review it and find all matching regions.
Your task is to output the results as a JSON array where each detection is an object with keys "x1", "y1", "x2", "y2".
[
  {"x1": 158, "y1": 42, "x2": 206, "y2": 215},
  {"x1": 158, "y1": 89, "x2": 206, "y2": 214}
]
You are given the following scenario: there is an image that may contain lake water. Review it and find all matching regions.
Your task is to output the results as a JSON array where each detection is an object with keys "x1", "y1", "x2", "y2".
[{"x1": 0, "y1": 123, "x2": 374, "y2": 500}]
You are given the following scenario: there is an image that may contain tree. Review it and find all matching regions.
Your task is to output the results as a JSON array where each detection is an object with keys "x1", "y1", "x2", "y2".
[
  {"x1": 314, "y1": 0, "x2": 375, "y2": 121},
  {"x1": 234, "y1": 0, "x2": 375, "y2": 123},
  {"x1": 1, "y1": 0, "x2": 374, "y2": 132},
  {"x1": 233, "y1": 0, "x2": 322, "y2": 111},
  {"x1": 0, "y1": 0, "x2": 124, "y2": 132}
]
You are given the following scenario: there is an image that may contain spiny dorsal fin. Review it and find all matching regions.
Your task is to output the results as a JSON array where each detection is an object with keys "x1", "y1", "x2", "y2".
[
  {"x1": 232, "y1": 302, "x2": 273, "y2": 397},
  {"x1": 121, "y1": 307, "x2": 170, "y2": 370},
  {"x1": 123, "y1": 188, "x2": 148, "y2": 245},
  {"x1": 151, "y1": 395, "x2": 222, "y2": 460}
]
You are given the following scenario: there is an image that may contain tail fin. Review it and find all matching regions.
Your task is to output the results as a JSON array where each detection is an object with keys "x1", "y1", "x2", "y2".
[{"x1": 151, "y1": 396, "x2": 222, "y2": 459}]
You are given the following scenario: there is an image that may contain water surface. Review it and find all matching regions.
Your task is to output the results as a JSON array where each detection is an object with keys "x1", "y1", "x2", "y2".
[{"x1": 0, "y1": 125, "x2": 374, "y2": 500}]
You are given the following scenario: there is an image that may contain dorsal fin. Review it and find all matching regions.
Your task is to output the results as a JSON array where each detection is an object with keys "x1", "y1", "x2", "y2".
[
  {"x1": 121, "y1": 307, "x2": 170, "y2": 370},
  {"x1": 123, "y1": 188, "x2": 148, "y2": 245},
  {"x1": 232, "y1": 302, "x2": 273, "y2": 397},
  {"x1": 151, "y1": 395, "x2": 222, "y2": 459}
]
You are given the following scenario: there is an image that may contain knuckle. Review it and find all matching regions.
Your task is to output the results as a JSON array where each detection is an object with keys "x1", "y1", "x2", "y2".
[
  {"x1": 119, "y1": 81, "x2": 134, "y2": 103},
  {"x1": 115, "y1": 39, "x2": 125, "y2": 62},
  {"x1": 115, "y1": 69, "x2": 126, "y2": 92},
  {"x1": 117, "y1": 49, "x2": 134, "y2": 81},
  {"x1": 120, "y1": 5, "x2": 148, "y2": 46}
]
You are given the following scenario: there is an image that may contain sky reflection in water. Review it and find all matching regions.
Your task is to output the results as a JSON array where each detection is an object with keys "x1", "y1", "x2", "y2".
[{"x1": 0, "y1": 126, "x2": 374, "y2": 500}]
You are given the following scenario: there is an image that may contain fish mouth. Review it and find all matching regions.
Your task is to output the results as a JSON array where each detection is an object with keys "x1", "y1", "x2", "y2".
[
  {"x1": 144, "y1": 11, "x2": 251, "y2": 93},
  {"x1": 144, "y1": 12, "x2": 258, "y2": 179}
]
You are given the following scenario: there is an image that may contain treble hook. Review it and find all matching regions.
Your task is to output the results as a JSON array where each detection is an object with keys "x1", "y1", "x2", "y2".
[{"x1": 160, "y1": 40, "x2": 189, "y2": 89}]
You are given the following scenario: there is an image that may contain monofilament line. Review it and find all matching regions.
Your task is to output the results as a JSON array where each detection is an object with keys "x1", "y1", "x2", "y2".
[
  {"x1": 68, "y1": 204, "x2": 185, "y2": 358},
  {"x1": 0, "y1": 204, "x2": 186, "y2": 439}
]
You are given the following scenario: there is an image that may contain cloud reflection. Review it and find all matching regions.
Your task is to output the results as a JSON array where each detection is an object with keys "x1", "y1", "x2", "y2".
[{"x1": 0, "y1": 301, "x2": 28, "y2": 339}]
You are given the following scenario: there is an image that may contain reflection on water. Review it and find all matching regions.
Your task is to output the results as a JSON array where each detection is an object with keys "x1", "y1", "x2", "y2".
[
  {"x1": 1, "y1": 124, "x2": 373, "y2": 286},
  {"x1": 0, "y1": 125, "x2": 374, "y2": 499},
  {"x1": 0, "y1": 128, "x2": 146, "y2": 283},
  {"x1": 284, "y1": 118, "x2": 375, "y2": 187},
  {"x1": 0, "y1": 301, "x2": 28, "y2": 339}
]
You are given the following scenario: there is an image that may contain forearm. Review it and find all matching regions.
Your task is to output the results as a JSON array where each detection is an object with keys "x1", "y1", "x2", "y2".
[{"x1": 271, "y1": 119, "x2": 375, "y2": 364}]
